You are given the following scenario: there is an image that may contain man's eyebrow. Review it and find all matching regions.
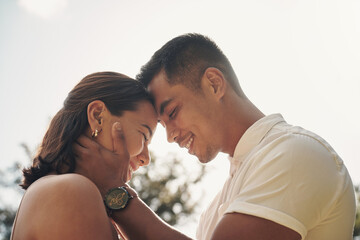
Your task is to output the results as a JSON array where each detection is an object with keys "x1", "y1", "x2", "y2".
[
  {"x1": 159, "y1": 98, "x2": 173, "y2": 115},
  {"x1": 142, "y1": 124, "x2": 153, "y2": 138}
]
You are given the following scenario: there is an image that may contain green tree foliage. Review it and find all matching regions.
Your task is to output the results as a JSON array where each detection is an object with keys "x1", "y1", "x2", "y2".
[
  {"x1": 0, "y1": 208, "x2": 16, "y2": 240},
  {"x1": 0, "y1": 162, "x2": 23, "y2": 240},
  {"x1": 0, "y1": 144, "x2": 206, "y2": 240},
  {"x1": 354, "y1": 185, "x2": 360, "y2": 237}
]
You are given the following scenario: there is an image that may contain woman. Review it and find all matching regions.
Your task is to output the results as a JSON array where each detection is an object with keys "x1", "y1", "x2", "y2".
[{"x1": 11, "y1": 72, "x2": 157, "y2": 240}]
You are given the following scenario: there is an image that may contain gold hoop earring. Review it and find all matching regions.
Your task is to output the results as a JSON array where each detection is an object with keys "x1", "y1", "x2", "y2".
[{"x1": 91, "y1": 129, "x2": 99, "y2": 138}]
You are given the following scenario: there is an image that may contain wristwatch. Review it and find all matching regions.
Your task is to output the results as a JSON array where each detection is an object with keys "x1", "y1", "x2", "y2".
[{"x1": 104, "y1": 187, "x2": 133, "y2": 214}]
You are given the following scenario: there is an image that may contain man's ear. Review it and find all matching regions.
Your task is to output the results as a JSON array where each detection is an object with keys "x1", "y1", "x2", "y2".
[
  {"x1": 202, "y1": 67, "x2": 226, "y2": 100},
  {"x1": 87, "y1": 100, "x2": 107, "y2": 133}
]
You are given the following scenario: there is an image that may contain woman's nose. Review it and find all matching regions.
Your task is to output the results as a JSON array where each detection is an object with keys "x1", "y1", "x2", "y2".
[{"x1": 138, "y1": 145, "x2": 150, "y2": 166}]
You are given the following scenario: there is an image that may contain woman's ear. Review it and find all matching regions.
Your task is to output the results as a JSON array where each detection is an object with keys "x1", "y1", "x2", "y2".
[
  {"x1": 87, "y1": 100, "x2": 107, "y2": 135},
  {"x1": 202, "y1": 67, "x2": 226, "y2": 101}
]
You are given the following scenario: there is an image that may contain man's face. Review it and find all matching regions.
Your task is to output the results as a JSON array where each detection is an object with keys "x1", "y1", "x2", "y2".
[{"x1": 148, "y1": 70, "x2": 222, "y2": 163}]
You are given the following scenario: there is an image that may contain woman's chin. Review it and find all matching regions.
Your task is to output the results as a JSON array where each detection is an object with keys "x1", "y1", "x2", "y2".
[{"x1": 126, "y1": 170, "x2": 132, "y2": 182}]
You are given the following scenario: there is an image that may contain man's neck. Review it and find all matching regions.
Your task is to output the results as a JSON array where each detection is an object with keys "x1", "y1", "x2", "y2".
[{"x1": 221, "y1": 95, "x2": 264, "y2": 157}]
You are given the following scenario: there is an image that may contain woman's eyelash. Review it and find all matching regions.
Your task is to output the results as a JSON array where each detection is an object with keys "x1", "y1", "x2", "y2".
[
  {"x1": 169, "y1": 107, "x2": 177, "y2": 119},
  {"x1": 142, "y1": 132, "x2": 148, "y2": 142}
]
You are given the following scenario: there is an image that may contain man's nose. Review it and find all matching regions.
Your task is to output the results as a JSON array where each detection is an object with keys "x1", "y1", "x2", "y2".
[{"x1": 165, "y1": 122, "x2": 179, "y2": 143}]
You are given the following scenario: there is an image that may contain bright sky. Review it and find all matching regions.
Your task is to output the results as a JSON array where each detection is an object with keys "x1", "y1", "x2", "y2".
[{"x1": 1, "y1": 0, "x2": 359, "y2": 237}]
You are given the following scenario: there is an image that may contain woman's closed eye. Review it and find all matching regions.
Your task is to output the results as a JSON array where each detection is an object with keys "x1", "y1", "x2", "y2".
[
  {"x1": 169, "y1": 107, "x2": 178, "y2": 120},
  {"x1": 141, "y1": 132, "x2": 148, "y2": 142}
]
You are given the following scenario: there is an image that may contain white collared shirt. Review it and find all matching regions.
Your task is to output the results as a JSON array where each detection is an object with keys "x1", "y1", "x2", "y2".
[{"x1": 196, "y1": 114, "x2": 356, "y2": 240}]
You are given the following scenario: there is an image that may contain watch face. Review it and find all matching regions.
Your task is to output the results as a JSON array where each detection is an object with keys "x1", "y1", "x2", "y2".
[{"x1": 105, "y1": 187, "x2": 130, "y2": 210}]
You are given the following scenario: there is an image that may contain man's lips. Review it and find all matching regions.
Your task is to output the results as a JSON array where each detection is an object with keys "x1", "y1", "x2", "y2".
[
  {"x1": 185, "y1": 137, "x2": 193, "y2": 149},
  {"x1": 177, "y1": 133, "x2": 194, "y2": 153}
]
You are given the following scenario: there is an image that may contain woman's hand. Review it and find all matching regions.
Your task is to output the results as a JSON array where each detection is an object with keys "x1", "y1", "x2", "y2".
[{"x1": 74, "y1": 122, "x2": 129, "y2": 196}]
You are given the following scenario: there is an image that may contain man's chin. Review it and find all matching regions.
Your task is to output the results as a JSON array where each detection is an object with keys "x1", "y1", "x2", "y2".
[
  {"x1": 196, "y1": 148, "x2": 219, "y2": 164},
  {"x1": 196, "y1": 154, "x2": 215, "y2": 164},
  {"x1": 198, "y1": 158, "x2": 210, "y2": 164}
]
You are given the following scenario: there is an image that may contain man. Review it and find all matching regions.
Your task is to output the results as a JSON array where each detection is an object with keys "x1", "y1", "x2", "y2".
[{"x1": 75, "y1": 33, "x2": 356, "y2": 239}]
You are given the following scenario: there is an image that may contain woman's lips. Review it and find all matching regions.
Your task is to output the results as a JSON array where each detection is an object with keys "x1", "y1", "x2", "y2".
[{"x1": 127, "y1": 162, "x2": 139, "y2": 180}]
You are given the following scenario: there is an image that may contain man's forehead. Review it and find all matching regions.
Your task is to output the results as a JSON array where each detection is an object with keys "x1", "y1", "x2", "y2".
[{"x1": 147, "y1": 71, "x2": 173, "y2": 114}]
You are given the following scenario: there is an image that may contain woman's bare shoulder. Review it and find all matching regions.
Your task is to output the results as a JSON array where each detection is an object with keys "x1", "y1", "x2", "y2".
[
  {"x1": 24, "y1": 173, "x2": 104, "y2": 220},
  {"x1": 29, "y1": 173, "x2": 98, "y2": 192},
  {"x1": 26, "y1": 174, "x2": 99, "y2": 201},
  {"x1": 15, "y1": 174, "x2": 115, "y2": 240},
  {"x1": 21, "y1": 173, "x2": 104, "y2": 221}
]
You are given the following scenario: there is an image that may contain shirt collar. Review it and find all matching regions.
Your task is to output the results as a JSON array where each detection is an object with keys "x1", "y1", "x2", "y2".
[{"x1": 228, "y1": 113, "x2": 285, "y2": 175}]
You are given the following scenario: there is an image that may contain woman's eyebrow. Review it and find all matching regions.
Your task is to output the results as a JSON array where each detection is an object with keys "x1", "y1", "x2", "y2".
[{"x1": 142, "y1": 124, "x2": 153, "y2": 137}]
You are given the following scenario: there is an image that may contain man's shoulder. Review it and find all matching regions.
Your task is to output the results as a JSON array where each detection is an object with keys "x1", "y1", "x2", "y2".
[{"x1": 263, "y1": 125, "x2": 336, "y2": 160}]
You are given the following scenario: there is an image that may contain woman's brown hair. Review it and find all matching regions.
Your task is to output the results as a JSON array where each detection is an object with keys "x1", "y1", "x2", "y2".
[{"x1": 21, "y1": 72, "x2": 152, "y2": 189}]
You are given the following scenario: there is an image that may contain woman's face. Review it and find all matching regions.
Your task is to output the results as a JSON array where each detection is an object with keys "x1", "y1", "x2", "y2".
[{"x1": 94, "y1": 101, "x2": 157, "y2": 181}]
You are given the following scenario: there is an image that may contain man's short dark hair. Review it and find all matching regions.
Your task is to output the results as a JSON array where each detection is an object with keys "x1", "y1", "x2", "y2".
[{"x1": 136, "y1": 33, "x2": 242, "y2": 95}]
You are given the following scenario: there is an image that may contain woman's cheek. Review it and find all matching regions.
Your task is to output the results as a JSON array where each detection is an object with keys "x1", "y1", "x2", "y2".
[
  {"x1": 96, "y1": 126, "x2": 114, "y2": 151},
  {"x1": 126, "y1": 134, "x2": 141, "y2": 157}
]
